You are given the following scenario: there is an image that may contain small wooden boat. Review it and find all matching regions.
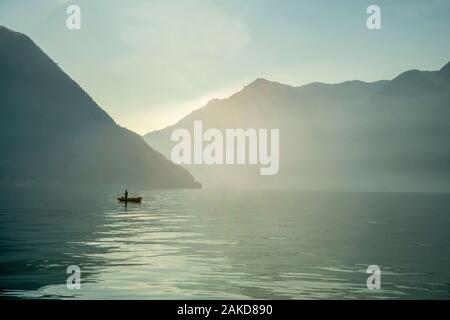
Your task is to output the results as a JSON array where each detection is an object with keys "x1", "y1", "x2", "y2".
[{"x1": 117, "y1": 196, "x2": 143, "y2": 203}]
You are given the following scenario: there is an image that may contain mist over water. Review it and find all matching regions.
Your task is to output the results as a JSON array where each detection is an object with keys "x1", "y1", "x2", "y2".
[{"x1": 1, "y1": 188, "x2": 449, "y2": 299}]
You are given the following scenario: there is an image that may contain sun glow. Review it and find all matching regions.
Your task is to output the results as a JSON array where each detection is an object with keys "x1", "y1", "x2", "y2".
[{"x1": 119, "y1": 84, "x2": 244, "y2": 135}]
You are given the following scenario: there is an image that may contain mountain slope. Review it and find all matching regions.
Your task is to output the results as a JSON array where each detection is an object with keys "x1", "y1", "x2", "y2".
[
  {"x1": 0, "y1": 26, "x2": 200, "y2": 188},
  {"x1": 145, "y1": 63, "x2": 450, "y2": 192}
]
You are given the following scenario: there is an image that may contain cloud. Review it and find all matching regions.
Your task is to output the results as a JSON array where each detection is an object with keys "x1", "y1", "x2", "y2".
[
  {"x1": 88, "y1": 0, "x2": 252, "y2": 133},
  {"x1": 117, "y1": 0, "x2": 250, "y2": 56}
]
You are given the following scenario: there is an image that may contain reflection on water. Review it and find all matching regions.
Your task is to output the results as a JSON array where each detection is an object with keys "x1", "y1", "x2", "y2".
[{"x1": 0, "y1": 188, "x2": 449, "y2": 299}]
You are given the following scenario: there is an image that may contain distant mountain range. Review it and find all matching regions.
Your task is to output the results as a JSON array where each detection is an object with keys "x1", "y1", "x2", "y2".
[
  {"x1": 145, "y1": 62, "x2": 450, "y2": 192},
  {"x1": 0, "y1": 26, "x2": 200, "y2": 188}
]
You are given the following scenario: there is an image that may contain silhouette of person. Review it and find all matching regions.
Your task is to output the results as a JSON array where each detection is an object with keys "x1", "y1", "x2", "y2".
[{"x1": 124, "y1": 189, "x2": 128, "y2": 199}]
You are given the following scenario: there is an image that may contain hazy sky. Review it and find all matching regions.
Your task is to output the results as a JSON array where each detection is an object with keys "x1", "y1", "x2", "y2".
[{"x1": 1, "y1": 0, "x2": 449, "y2": 134}]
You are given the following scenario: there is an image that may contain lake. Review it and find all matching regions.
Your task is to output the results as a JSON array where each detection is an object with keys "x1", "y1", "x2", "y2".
[{"x1": 0, "y1": 188, "x2": 449, "y2": 299}]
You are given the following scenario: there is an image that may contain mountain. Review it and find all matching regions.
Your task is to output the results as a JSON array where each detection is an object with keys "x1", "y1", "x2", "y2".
[
  {"x1": 0, "y1": 26, "x2": 200, "y2": 188},
  {"x1": 145, "y1": 62, "x2": 450, "y2": 192}
]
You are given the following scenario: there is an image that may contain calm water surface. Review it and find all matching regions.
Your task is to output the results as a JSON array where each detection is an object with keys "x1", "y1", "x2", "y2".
[{"x1": 0, "y1": 188, "x2": 449, "y2": 299}]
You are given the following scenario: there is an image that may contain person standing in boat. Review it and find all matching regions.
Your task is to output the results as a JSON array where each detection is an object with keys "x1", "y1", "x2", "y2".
[{"x1": 124, "y1": 189, "x2": 128, "y2": 199}]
